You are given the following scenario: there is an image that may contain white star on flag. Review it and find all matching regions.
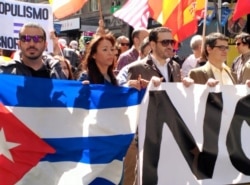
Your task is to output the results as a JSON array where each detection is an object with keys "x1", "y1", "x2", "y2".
[{"x1": 0, "y1": 128, "x2": 20, "y2": 162}]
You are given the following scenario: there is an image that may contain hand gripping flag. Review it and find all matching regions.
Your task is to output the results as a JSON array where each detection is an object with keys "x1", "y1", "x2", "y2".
[{"x1": 0, "y1": 74, "x2": 143, "y2": 185}]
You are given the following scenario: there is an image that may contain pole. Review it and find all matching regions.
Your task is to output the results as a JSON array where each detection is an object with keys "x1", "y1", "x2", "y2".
[
  {"x1": 98, "y1": 0, "x2": 103, "y2": 20},
  {"x1": 218, "y1": 0, "x2": 222, "y2": 32},
  {"x1": 96, "y1": 0, "x2": 105, "y2": 35},
  {"x1": 213, "y1": 0, "x2": 221, "y2": 32},
  {"x1": 202, "y1": 0, "x2": 208, "y2": 44},
  {"x1": 200, "y1": 0, "x2": 208, "y2": 61}
]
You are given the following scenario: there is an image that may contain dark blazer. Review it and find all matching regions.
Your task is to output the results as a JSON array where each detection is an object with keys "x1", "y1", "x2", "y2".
[
  {"x1": 0, "y1": 57, "x2": 66, "y2": 79},
  {"x1": 189, "y1": 62, "x2": 236, "y2": 84},
  {"x1": 127, "y1": 54, "x2": 181, "y2": 82}
]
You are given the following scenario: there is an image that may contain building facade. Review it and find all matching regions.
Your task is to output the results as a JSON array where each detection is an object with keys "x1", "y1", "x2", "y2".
[{"x1": 17, "y1": 0, "x2": 130, "y2": 40}]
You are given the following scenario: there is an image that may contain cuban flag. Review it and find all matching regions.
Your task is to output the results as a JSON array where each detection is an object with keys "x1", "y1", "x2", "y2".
[{"x1": 0, "y1": 74, "x2": 143, "y2": 185}]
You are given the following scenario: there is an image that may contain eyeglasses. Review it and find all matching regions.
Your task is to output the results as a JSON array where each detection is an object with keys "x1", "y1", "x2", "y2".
[
  {"x1": 236, "y1": 42, "x2": 242, "y2": 46},
  {"x1": 213, "y1": 45, "x2": 229, "y2": 51},
  {"x1": 121, "y1": 43, "x2": 130, "y2": 46},
  {"x1": 157, "y1": 39, "x2": 176, "y2": 47},
  {"x1": 19, "y1": 35, "x2": 45, "y2": 43}
]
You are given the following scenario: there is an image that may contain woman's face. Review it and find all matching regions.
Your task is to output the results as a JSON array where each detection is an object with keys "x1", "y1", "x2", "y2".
[{"x1": 93, "y1": 39, "x2": 115, "y2": 71}]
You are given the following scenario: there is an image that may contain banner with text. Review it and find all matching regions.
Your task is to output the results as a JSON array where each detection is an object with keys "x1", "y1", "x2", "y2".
[
  {"x1": 0, "y1": 0, "x2": 53, "y2": 52},
  {"x1": 139, "y1": 83, "x2": 250, "y2": 185}
]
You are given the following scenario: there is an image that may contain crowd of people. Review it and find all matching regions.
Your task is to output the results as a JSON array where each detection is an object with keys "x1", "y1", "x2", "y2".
[{"x1": 0, "y1": 21, "x2": 250, "y2": 185}]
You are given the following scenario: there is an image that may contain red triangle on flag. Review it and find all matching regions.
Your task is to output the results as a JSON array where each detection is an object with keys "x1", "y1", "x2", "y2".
[{"x1": 0, "y1": 104, "x2": 55, "y2": 185}]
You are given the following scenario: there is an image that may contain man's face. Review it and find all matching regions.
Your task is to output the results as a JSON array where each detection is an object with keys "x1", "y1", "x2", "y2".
[
  {"x1": 151, "y1": 32, "x2": 175, "y2": 60},
  {"x1": 235, "y1": 38, "x2": 249, "y2": 54},
  {"x1": 119, "y1": 38, "x2": 130, "y2": 53},
  {"x1": 18, "y1": 27, "x2": 47, "y2": 61},
  {"x1": 207, "y1": 39, "x2": 229, "y2": 65}
]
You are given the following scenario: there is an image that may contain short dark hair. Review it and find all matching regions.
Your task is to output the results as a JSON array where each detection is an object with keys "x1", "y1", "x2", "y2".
[
  {"x1": 149, "y1": 27, "x2": 172, "y2": 42},
  {"x1": 235, "y1": 32, "x2": 250, "y2": 48},
  {"x1": 204, "y1": 32, "x2": 228, "y2": 56},
  {"x1": 19, "y1": 22, "x2": 46, "y2": 41}
]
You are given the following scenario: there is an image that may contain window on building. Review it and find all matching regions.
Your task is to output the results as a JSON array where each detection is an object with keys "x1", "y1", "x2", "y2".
[{"x1": 89, "y1": 0, "x2": 98, "y2": 12}]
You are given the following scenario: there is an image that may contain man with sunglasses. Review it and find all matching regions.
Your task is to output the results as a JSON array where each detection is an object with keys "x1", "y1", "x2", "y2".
[
  {"x1": 116, "y1": 35, "x2": 130, "y2": 54},
  {"x1": 188, "y1": 32, "x2": 235, "y2": 86},
  {"x1": 118, "y1": 27, "x2": 181, "y2": 185},
  {"x1": 124, "y1": 27, "x2": 181, "y2": 87},
  {"x1": 0, "y1": 22, "x2": 66, "y2": 79},
  {"x1": 116, "y1": 28, "x2": 149, "y2": 71},
  {"x1": 231, "y1": 32, "x2": 250, "y2": 84}
]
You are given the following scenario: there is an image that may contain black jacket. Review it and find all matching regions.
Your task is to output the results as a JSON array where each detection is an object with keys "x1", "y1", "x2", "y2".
[{"x1": 0, "y1": 56, "x2": 66, "y2": 79}]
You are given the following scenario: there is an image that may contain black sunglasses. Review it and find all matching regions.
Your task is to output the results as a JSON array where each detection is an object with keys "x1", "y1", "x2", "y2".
[
  {"x1": 236, "y1": 42, "x2": 242, "y2": 46},
  {"x1": 19, "y1": 35, "x2": 45, "y2": 43},
  {"x1": 121, "y1": 43, "x2": 130, "y2": 46},
  {"x1": 214, "y1": 45, "x2": 229, "y2": 51},
  {"x1": 157, "y1": 39, "x2": 176, "y2": 47}
]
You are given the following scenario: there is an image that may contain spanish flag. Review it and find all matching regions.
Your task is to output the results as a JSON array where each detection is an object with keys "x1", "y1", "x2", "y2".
[
  {"x1": 233, "y1": 0, "x2": 250, "y2": 21},
  {"x1": 49, "y1": 0, "x2": 88, "y2": 19},
  {"x1": 148, "y1": 0, "x2": 204, "y2": 42},
  {"x1": 195, "y1": 0, "x2": 206, "y2": 19}
]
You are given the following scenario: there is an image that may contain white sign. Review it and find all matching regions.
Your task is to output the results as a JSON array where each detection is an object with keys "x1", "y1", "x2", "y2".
[
  {"x1": 0, "y1": 0, "x2": 53, "y2": 52},
  {"x1": 139, "y1": 83, "x2": 250, "y2": 185}
]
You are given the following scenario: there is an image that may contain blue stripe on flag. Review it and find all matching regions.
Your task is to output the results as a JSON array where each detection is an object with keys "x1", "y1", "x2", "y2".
[
  {"x1": 42, "y1": 134, "x2": 134, "y2": 164},
  {"x1": 89, "y1": 178, "x2": 116, "y2": 185},
  {"x1": 0, "y1": 74, "x2": 138, "y2": 184},
  {"x1": 0, "y1": 74, "x2": 144, "y2": 109}
]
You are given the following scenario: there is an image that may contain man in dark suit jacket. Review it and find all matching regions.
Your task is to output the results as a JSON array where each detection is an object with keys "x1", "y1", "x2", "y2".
[
  {"x1": 117, "y1": 27, "x2": 181, "y2": 89},
  {"x1": 117, "y1": 27, "x2": 181, "y2": 185},
  {"x1": 189, "y1": 32, "x2": 236, "y2": 86}
]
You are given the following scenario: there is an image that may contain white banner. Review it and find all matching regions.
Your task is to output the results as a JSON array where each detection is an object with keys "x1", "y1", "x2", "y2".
[
  {"x1": 139, "y1": 83, "x2": 250, "y2": 185},
  {"x1": 0, "y1": 0, "x2": 53, "y2": 52}
]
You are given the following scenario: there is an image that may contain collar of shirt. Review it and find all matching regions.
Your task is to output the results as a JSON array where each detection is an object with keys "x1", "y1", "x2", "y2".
[
  {"x1": 208, "y1": 62, "x2": 233, "y2": 85},
  {"x1": 241, "y1": 51, "x2": 250, "y2": 63},
  {"x1": 151, "y1": 55, "x2": 170, "y2": 82}
]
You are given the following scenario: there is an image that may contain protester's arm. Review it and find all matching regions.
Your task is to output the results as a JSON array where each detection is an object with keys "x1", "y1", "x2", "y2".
[
  {"x1": 95, "y1": 19, "x2": 106, "y2": 36},
  {"x1": 50, "y1": 31, "x2": 61, "y2": 55},
  {"x1": 116, "y1": 66, "x2": 129, "y2": 86}
]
